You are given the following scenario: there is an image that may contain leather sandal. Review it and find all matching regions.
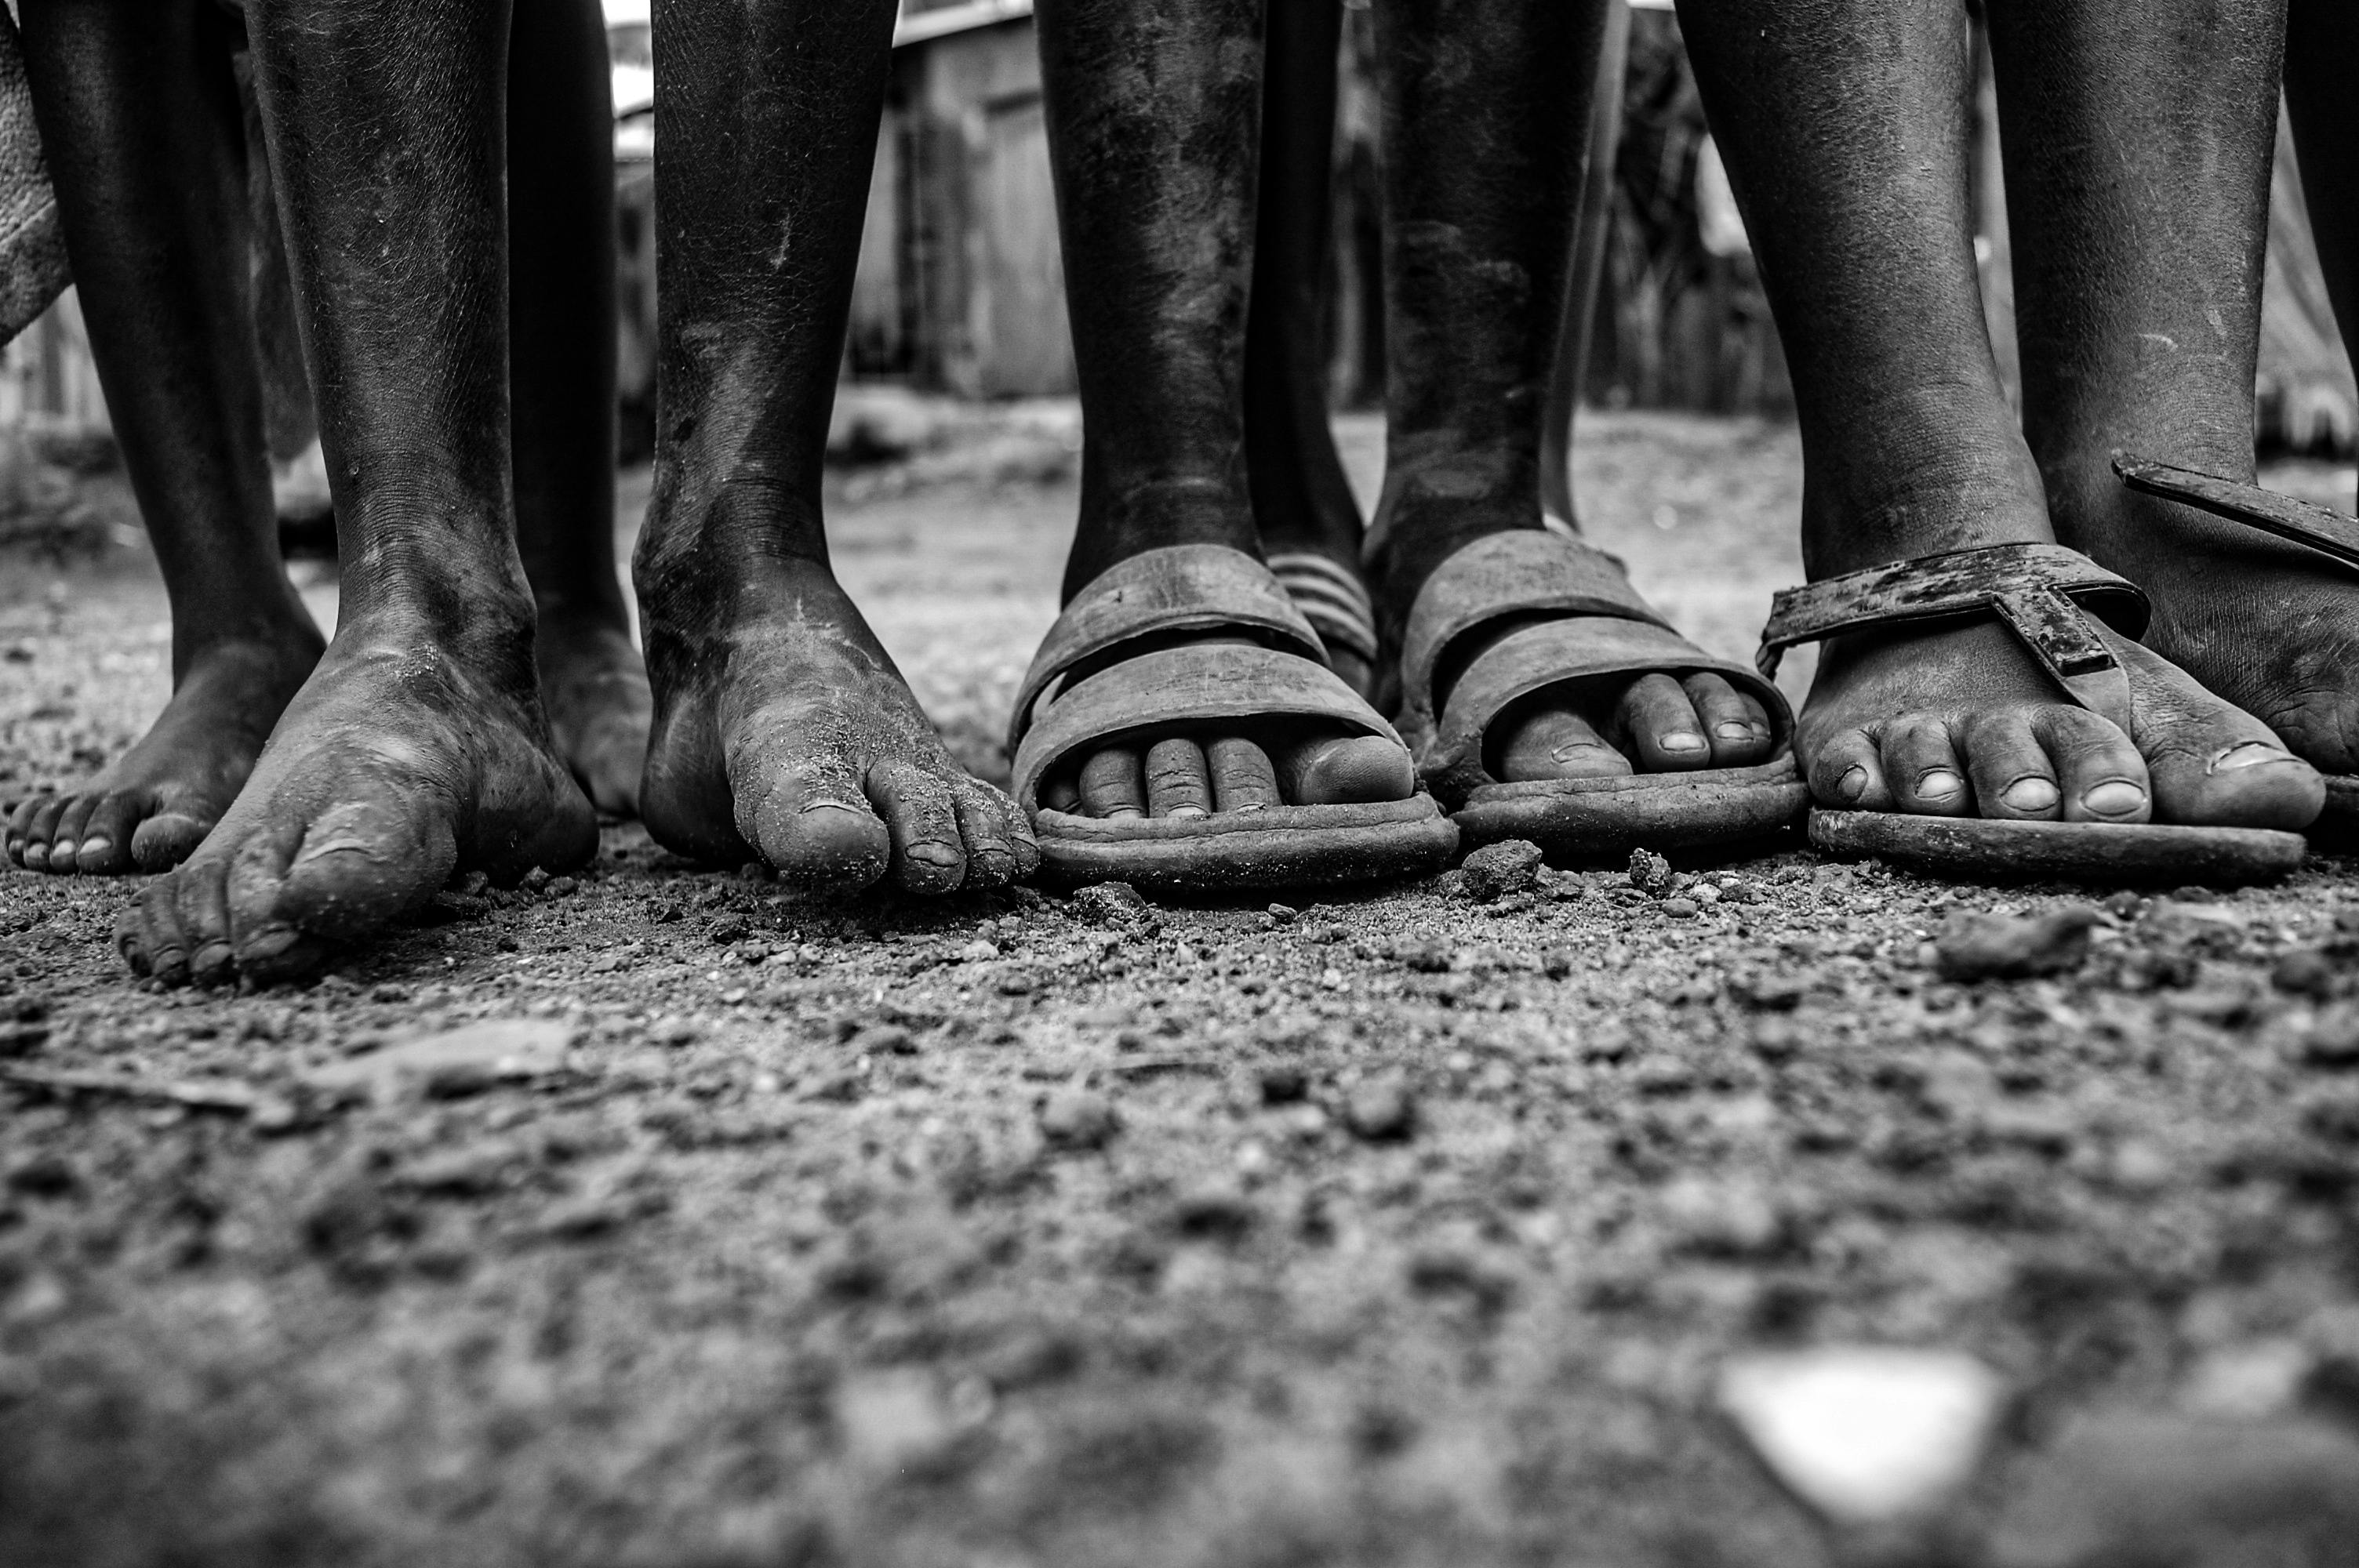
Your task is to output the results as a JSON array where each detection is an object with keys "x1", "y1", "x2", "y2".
[
  {"x1": 2116, "y1": 454, "x2": 2359, "y2": 838},
  {"x1": 1399, "y1": 530, "x2": 1806, "y2": 860},
  {"x1": 1009, "y1": 544, "x2": 1457, "y2": 892},
  {"x1": 1758, "y1": 539, "x2": 2310, "y2": 885}
]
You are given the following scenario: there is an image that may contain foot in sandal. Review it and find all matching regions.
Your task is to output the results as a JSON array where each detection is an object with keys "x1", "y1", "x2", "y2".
[
  {"x1": 1672, "y1": 0, "x2": 2322, "y2": 879},
  {"x1": 1020, "y1": 0, "x2": 1451, "y2": 891}
]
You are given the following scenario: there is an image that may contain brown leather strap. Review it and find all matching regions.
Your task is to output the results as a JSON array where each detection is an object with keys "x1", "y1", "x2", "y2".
[
  {"x1": 1755, "y1": 543, "x2": 2150, "y2": 737},
  {"x1": 2114, "y1": 455, "x2": 2359, "y2": 573}
]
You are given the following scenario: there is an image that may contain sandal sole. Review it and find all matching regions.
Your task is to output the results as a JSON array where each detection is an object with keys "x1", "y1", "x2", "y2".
[
  {"x1": 1809, "y1": 809, "x2": 2308, "y2": 887},
  {"x1": 1034, "y1": 794, "x2": 1459, "y2": 893},
  {"x1": 1451, "y1": 760, "x2": 1808, "y2": 862}
]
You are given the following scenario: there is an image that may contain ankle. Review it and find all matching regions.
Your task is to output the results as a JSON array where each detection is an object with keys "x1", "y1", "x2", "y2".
[{"x1": 1063, "y1": 475, "x2": 1257, "y2": 597}]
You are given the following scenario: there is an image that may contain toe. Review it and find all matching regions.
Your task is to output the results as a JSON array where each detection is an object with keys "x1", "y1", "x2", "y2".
[
  {"x1": 270, "y1": 794, "x2": 460, "y2": 942},
  {"x1": 1144, "y1": 739, "x2": 1212, "y2": 819},
  {"x1": 953, "y1": 779, "x2": 1027, "y2": 889},
  {"x1": 1959, "y1": 711, "x2": 2064, "y2": 821},
  {"x1": 2131, "y1": 694, "x2": 2321, "y2": 830},
  {"x1": 130, "y1": 809, "x2": 213, "y2": 872},
  {"x1": 50, "y1": 794, "x2": 100, "y2": 870},
  {"x1": 1616, "y1": 673, "x2": 1713, "y2": 772},
  {"x1": 1078, "y1": 745, "x2": 1146, "y2": 819},
  {"x1": 173, "y1": 857, "x2": 238, "y2": 985},
  {"x1": 21, "y1": 795, "x2": 66, "y2": 872},
  {"x1": 1683, "y1": 673, "x2": 1776, "y2": 766},
  {"x1": 867, "y1": 760, "x2": 966, "y2": 895},
  {"x1": 1496, "y1": 706, "x2": 1634, "y2": 782},
  {"x1": 1279, "y1": 733, "x2": 1416, "y2": 804},
  {"x1": 746, "y1": 754, "x2": 892, "y2": 893},
  {"x1": 2029, "y1": 706, "x2": 2152, "y2": 824},
  {"x1": 75, "y1": 792, "x2": 147, "y2": 875},
  {"x1": 5, "y1": 795, "x2": 38, "y2": 866},
  {"x1": 1805, "y1": 726, "x2": 1892, "y2": 810},
  {"x1": 1880, "y1": 717, "x2": 1972, "y2": 816},
  {"x1": 1207, "y1": 737, "x2": 1280, "y2": 813},
  {"x1": 127, "y1": 878, "x2": 191, "y2": 983}
]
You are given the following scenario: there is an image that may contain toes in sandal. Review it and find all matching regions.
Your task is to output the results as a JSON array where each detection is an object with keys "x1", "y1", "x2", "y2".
[
  {"x1": 1011, "y1": 544, "x2": 1457, "y2": 892},
  {"x1": 2117, "y1": 455, "x2": 2359, "y2": 837},
  {"x1": 1759, "y1": 539, "x2": 2310, "y2": 886},
  {"x1": 1401, "y1": 531, "x2": 1807, "y2": 860}
]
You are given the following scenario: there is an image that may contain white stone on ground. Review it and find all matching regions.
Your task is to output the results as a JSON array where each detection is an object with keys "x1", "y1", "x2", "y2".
[{"x1": 1716, "y1": 1347, "x2": 2005, "y2": 1525}]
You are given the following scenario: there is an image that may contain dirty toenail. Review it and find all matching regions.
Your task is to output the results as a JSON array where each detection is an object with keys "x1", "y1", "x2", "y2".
[
  {"x1": 1550, "y1": 742, "x2": 1614, "y2": 763},
  {"x1": 1999, "y1": 777, "x2": 2061, "y2": 812},
  {"x1": 1915, "y1": 769, "x2": 1964, "y2": 800},
  {"x1": 191, "y1": 941, "x2": 234, "y2": 974},
  {"x1": 2209, "y1": 741, "x2": 2296, "y2": 774},
  {"x1": 803, "y1": 799, "x2": 863, "y2": 815},
  {"x1": 1658, "y1": 731, "x2": 1707, "y2": 753},
  {"x1": 1165, "y1": 805, "x2": 1207, "y2": 820},
  {"x1": 904, "y1": 842, "x2": 961, "y2": 869},
  {"x1": 78, "y1": 835, "x2": 111, "y2": 857},
  {"x1": 1714, "y1": 721, "x2": 1761, "y2": 741},
  {"x1": 1837, "y1": 766, "x2": 1870, "y2": 802},
  {"x1": 2081, "y1": 779, "x2": 2147, "y2": 816},
  {"x1": 1101, "y1": 806, "x2": 1143, "y2": 820}
]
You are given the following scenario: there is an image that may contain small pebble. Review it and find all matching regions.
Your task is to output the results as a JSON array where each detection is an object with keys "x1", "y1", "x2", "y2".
[
  {"x1": 547, "y1": 876, "x2": 580, "y2": 897},
  {"x1": 1039, "y1": 1087, "x2": 1121, "y2": 1150},
  {"x1": 1933, "y1": 906, "x2": 2100, "y2": 983},
  {"x1": 1266, "y1": 902, "x2": 1298, "y2": 924},
  {"x1": 2299, "y1": 1007, "x2": 2359, "y2": 1070},
  {"x1": 1343, "y1": 1080, "x2": 1416, "y2": 1142},
  {"x1": 2273, "y1": 949, "x2": 2337, "y2": 1000},
  {"x1": 1070, "y1": 882, "x2": 1148, "y2": 924},
  {"x1": 1459, "y1": 840, "x2": 1543, "y2": 902},
  {"x1": 957, "y1": 939, "x2": 1001, "y2": 964},
  {"x1": 1627, "y1": 848, "x2": 1674, "y2": 896},
  {"x1": 1660, "y1": 897, "x2": 1700, "y2": 920}
]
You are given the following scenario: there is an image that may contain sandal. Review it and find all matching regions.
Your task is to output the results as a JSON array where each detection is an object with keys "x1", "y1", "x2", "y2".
[
  {"x1": 2115, "y1": 455, "x2": 2359, "y2": 836},
  {"x1": 1400, "y1": 531, "x2": 1807, "y2": 859},
  {"x1": 1268, "y1": 550, "x2": 1379, "y2": 695},
  {"x1": 1010, "y1": 544, "x2": 1458, "y2": 891},
  {"x1": 1757, "y1": 539, "x2": 2310, "y2": 885}
]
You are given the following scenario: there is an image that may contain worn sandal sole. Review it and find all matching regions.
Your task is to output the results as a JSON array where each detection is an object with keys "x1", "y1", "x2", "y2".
[
  {"x1": 1452, "y1": 758, "x2": 1808, "y2": 862},
  {"x1": 1809, "y1": 809, "x2": 2308, "y2": 887},
  {"x1": 1033, "y1": 795, "x2": 1458, "y2": 894}
]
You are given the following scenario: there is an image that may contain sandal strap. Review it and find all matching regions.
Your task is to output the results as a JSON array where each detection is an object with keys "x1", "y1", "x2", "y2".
[
  {"x1": 1755, "y1": 543, "x2": 2150, "y2": 736},
  {"x1": 1010, "y1": 544, "x2": 1326, "y2": 753},
  {"x1": 2115, "y1": 455, "x2": 2359, "y2": 573},
  {"x1": 1267, "y1": 551, "x2": 1379, "y2": 663}
]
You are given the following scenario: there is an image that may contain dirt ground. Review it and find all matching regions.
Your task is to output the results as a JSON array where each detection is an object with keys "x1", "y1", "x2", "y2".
[{"x1": 5, "y1": 413, "x2": 2359, "y2": 1567}]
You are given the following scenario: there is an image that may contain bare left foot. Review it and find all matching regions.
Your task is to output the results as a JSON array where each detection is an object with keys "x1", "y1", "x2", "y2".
[{"x1": 116, "y1": 611, "x2": 596, "y2": 986}]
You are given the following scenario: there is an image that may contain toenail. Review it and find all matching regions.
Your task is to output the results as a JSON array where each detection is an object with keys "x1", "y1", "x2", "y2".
[
  {"x1": 1915, "y1": 769, "x2": 1964, "y2": 800},
  {"x1": 904, "y1": 842, "x2": 961, "y2": 869},
  {"x1": 803, "y1": 799, "x2": 863, "y2": 815},
  {"x1": 2081, "y1": 779, "x2": 2147, "y2": 816},
  {"x1": 1658, "y1": 731, "x2": 1707, "y2": 753},
  {"x1": 191, "y1": 941, "x2": 234, "y2": 973},
  {"x1": 78, "y1": 836, "x2": 110, "y2": 856},
  {"x1": 1837, "y1": 766, "x2": 1870, "y2": 802},
  {"x1": 2209, "y1": 741, "x2": 2296, "y2": 774},
  {"x1": 1999, "y1": 776, "x2": 2061, "y2": 812},
  {"x1": 1550, "y1": 742, "x2": 1614, "y2": 763},
  {"x1": 1714, "y1": 721, "x2": 1761, "y2": 740},
  {"x1": 1165, "y1": 805, "x2": 1207, "y2": 820}
]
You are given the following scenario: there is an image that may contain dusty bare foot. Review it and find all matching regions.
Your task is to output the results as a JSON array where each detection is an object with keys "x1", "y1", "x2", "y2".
[
  {"x1": 638, "y1": 557, "x2": 1036, "y2": 895},
  {"x1": 536, "y1": 610, "x2": 652, "y2": 818},
  {"x1": 7, "y1": 632, "x2": 322, "y2": 876},
  {"x1": 1798, "y1": 617, "x2": 2321, "y2": 827},
  {"x1": 114, "y1": 614, "x2": 596, "y2": 986}
]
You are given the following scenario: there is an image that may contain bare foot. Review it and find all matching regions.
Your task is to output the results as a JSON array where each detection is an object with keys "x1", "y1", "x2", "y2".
[
  {"x1": 1798, "y1": 617, "x2": 2321, "y2": 828},
  {"x1": 638, "y1": 558, "x2": 1035, "y2": 895},
  {"x1": 536, "y1": 610, "x2": 652, "y2": 818},
  {"x1": 114, "y1": 615, "x2": 596, "y2": 985},
  {"x1": 7, "y1": 632, "x2": 322, "y2": 876}
]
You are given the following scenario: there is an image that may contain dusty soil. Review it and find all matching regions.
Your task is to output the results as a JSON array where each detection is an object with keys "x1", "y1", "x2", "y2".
[{"x1": 4, "y1": 416, "x2": 2359, "y2": 1567}]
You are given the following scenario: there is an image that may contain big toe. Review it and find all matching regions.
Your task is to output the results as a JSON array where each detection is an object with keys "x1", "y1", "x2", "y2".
[
  {"x1": 1281, "y1": 733, "x2": 1416, "y2": 805},
  {"x1": 2146, "y1": 724, "x2": 2323, "y2": 830},
  {"x1": 266, "y1": 793, "x2": 462, "y2": 942},
  {"x1": 130, "y1": 810, "x2": 214, "y2": 872},
  {"x1": 747, "y1": 762, "x2": 893, "y2": 893},
  {"x1": 1496, "y1": 706, "x2": 1635, "y2": 782}
]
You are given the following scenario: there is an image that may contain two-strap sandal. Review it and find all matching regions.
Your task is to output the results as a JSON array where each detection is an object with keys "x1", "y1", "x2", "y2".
[
  {"x1": 1399, "y1": 531, "x2": 1808, "y2": 860},
  {"x1": 2116, "y1": 455, "x2": 2359, "y2": 839},
  {"x1": 1009, "y1": 544, "x2": 1457, "y2": 892},
  {"x1": 1758, "y1": 539, "x2": 2310, "y2": 885}
]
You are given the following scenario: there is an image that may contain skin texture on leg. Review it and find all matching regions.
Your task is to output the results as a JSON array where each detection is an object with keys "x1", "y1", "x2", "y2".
[
  {"x1": 1031, "y1": 0, "x2": 1408, "y2": 822},
  {"x1": 1673, "y1": 0, "x2": 2317, "y2": 827},
  {"x1": 508, "y1": 0, "x2": 650, "y2": 817},
  {"x1": 2007, "y1": 0, "x2": 2359, "y2": 788},
  {"x1": 117, "y1": 0, "x2": 597, "y2": 985},
  {"x1": 6, "y1": 0, "x2": 323, "y2": 877},
  {"x1": 631, "y1": 0, "x2": 1031, "y2": 895},
  {"x1": 1241, "y1": 0, "x2": 1374, "y2": 693},
  {"x1": 1365, "y1": 0, "x2": 1769, "y2": 784},
  {"x1": 1538, "y1": 0, "x2": 1630, "y2": 537}
]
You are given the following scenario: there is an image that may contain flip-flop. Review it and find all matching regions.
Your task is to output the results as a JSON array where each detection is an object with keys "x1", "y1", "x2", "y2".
[
  {"x1": 2114, "y1": 454, "x2": 2359, "y2": 835},
  {"x1": 1009, "y1": 544, "x2": 1457, "y2": 892},
  {"x1": 1399, "y1": 531, "x2": 1807, "y2": 859},
  {"x1": 1757, "y1": 540, "x2": 2311, "y2": 885}
]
